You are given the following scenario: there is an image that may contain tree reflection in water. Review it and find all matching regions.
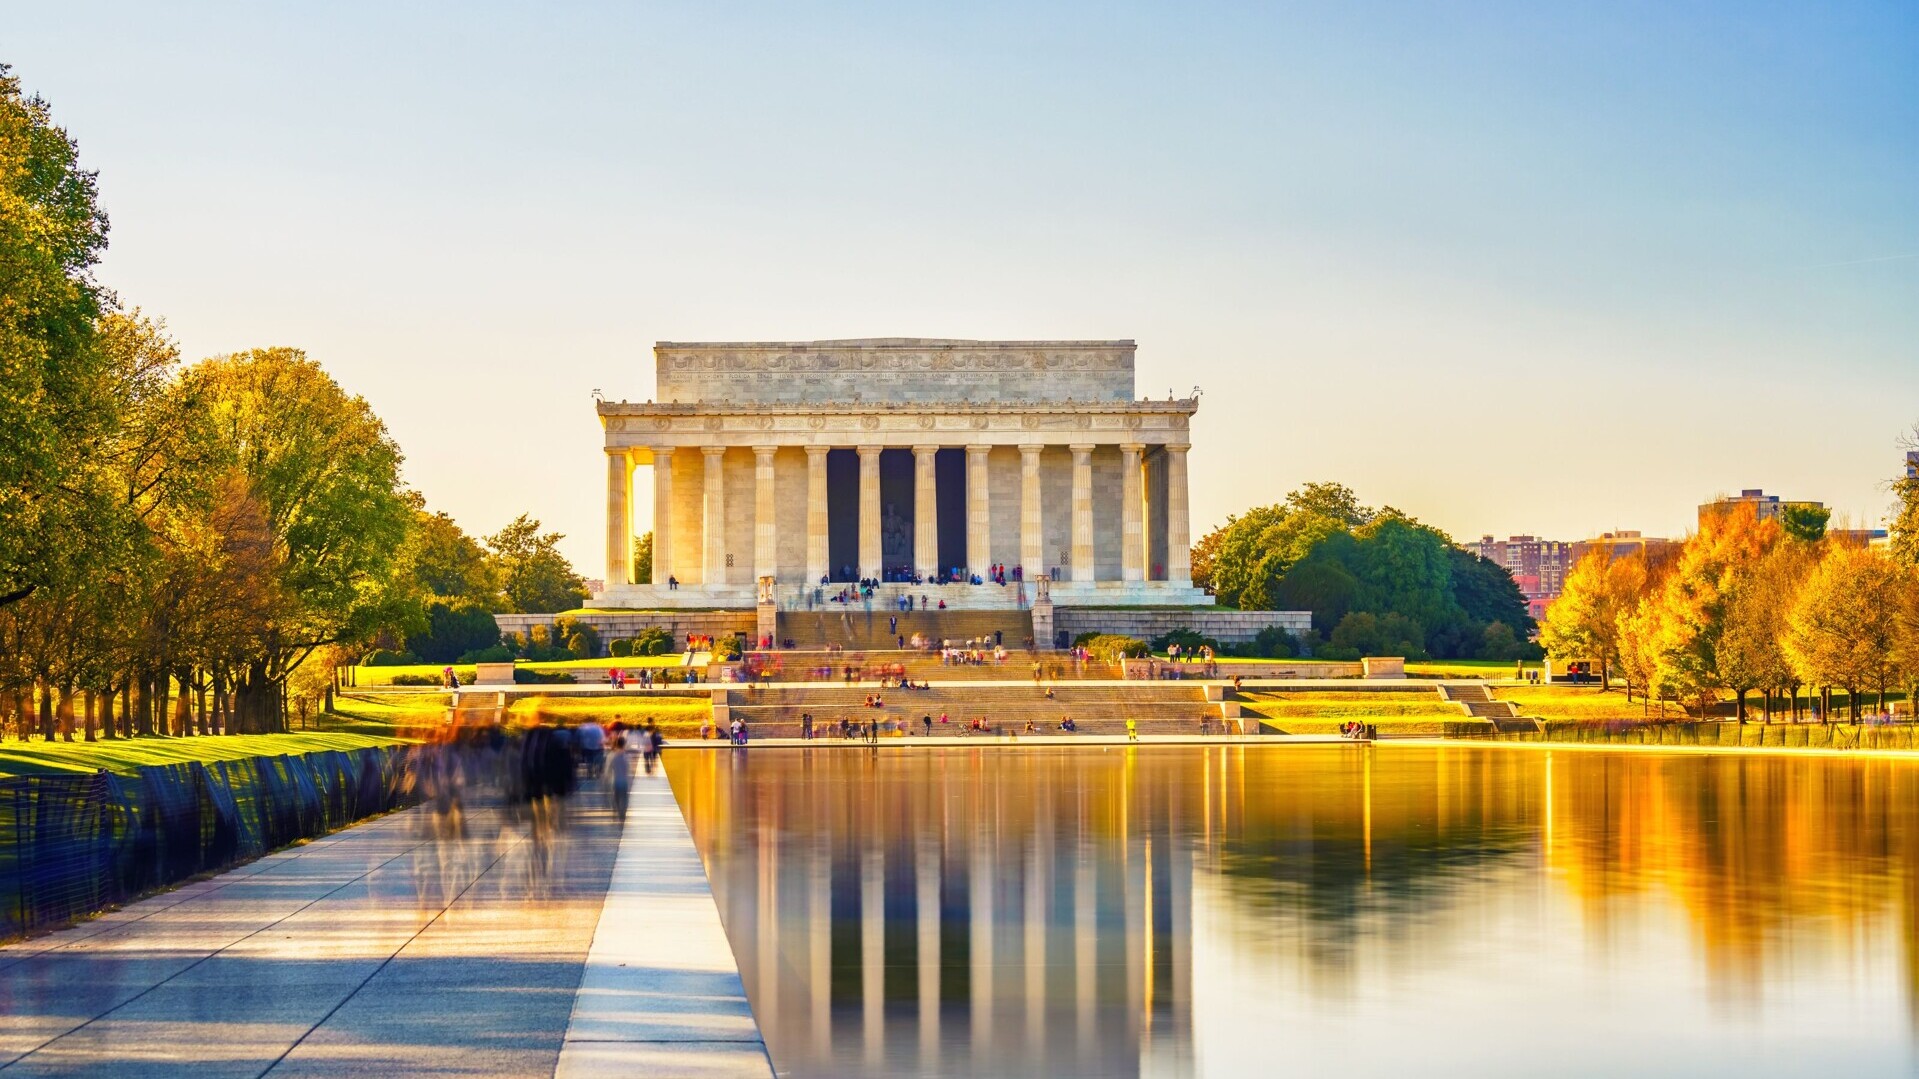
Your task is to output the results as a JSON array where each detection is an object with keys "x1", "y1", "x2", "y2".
[{"x1": 670, "y1": 746, "x2": 1919, "y2": 1078}]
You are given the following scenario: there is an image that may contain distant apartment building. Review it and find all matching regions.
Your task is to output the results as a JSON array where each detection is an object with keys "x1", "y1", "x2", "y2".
[
  {"x1": 1698, "y1": 488, "x2": 1824, "y2": 528},
  {"x1": 1470, "y1": 535, "x2": 1572, "y2": 622},
  {"x1": 1569, "y1": 530, "x2": 1680, "y2": 568},
  {"x1": 1908, "y1": 450, "x2": 1919, "y2": 480}
]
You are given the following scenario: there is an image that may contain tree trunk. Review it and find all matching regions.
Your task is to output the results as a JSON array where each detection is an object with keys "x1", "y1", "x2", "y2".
[
  {"x1": 100, "y1": 683, "x2": 116, "y2": 740},
  {"x1": 38, "y1": 682, "x2": 55, "y2": 741},
  {"x1": 83, "y1": 690, "x2": 96, "y2": 742},
  {"x1": 1735, "y1": 689, "x2": 1747, "y2": 724}
]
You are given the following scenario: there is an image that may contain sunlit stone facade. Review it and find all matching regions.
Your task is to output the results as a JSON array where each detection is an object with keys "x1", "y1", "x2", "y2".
[{"x1": 594, "y1": 339, "x2": 1210, "y2": 609}]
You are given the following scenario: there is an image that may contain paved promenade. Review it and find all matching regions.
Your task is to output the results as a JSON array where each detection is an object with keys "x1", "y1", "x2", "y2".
[{"x1": 0, "y1": 769, "x2": 761, "y2": 1078}]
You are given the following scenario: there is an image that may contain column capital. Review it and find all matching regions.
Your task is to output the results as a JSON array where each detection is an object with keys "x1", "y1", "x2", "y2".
[
  {"x1": 804, "y1": 445, "x2": 830, "y2": 460},
  {"x1": 1069, "y1": 443, "x2": 1095, "y2": 456},
  {"x1": 701, "y1": 445, "x2": 728, "y2": 459},
  {"x1": 912, "y1": 444, "x2": 940, "y2": 457},
  {"x1": 1163, "y1": 442, "x2": 1191, "y2": 454},
  {"x1": 1018, "y1": 443, "x2": 1045, "y2": 458},
  {"x1": 752, "y1": 444, "x2": 778, "y2": 461},
  {"x1": 649, "y1": 444, "x2": 676, "y2": 460},
  {"x1": 1119, "y1": 441, "x2": 1145, "y2": 455},
  {"x1": 856, "y1": 444, "x2": 882, "y2": 459},
  {"x1": 965, "y1": 443, "x2": 992, "y2": 458}
]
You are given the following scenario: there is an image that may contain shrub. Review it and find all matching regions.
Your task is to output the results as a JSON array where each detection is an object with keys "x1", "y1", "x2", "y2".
[
  {"x1": 514, "y1": 668, "x2": 575, "y2": 685},
  {"x1": 457, "y1": 645, "x2": 515, "y2": 664},
  {"x1": 554, "y1": 616, "x2": 602, "y2": 657},
  {"x1": 523, "y1": 644, "x2": 572, "y2": 663},
  {"x1": 528, "y1": 624, "x2": 553, "y2": 650},
  {"x1": 501, "y1": 631, "x2": 527, "y2": 656},
  {"x1": 1329, "y1": 611, "x2": 1428, "y2": 660},
  {"x1": 1151, "y1": 627, "x2": 1219, "y2": 654},
  {"x1": 634, "y1": 626, "x2": 674, "y2": 656},
  {"x1": 710, "y1": 635, "x2": 743, "y2": 661},
  {"x1": 565, "y1": 631, "x2": 594, "y2": 659},
  {"x1": 1082, "y1": 634, "x2": 1150, "y2": 664},
  {"x1": 1247, "y1": 624, "x2": 1297, "y2": 659},
  {"x1": 1072, "y1": 631, "x2": 1102, "y2": 647},
  {"x1": 404, "y1": 602, "x2": 502, "y2": 664},
  {"x1": 360, "y1": 648, "x2": 422, "y2": 667},
  {"x1": 390, "y1": 673, "x2": 442, "y2": 686},
  {"x1": 608, "y1": 638, "x2": 633, "y2": 657}
]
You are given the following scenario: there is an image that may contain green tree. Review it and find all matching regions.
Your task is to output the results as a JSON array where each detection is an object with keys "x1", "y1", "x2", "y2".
[
  {"x1": 487, "y1": 515, "x2": 588, "y2": 614},
  {"x1": 0, "y1": 64, "x2": 113, "y2": 609},
  {"x1": 632, "y1": 530, "x2": 653, "y2": 586},
  {"x1": 177, "y1": 349, "x2": 414, "y2": 730},
  {"x1": 1893, "y1": 427, "x2": 1919, "y2": 567},
  {"x1": 1448, "y1": 547, "x2": 1535, "y2": 637},
  {"x1": 404, "y1": 499, "x2": 496, "y2": 606},
  {"x1": 1778, "y1": 503, "x2": 1831, "y2": 544}
]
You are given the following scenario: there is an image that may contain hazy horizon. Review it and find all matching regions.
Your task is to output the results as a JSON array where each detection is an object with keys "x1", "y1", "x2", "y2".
[{"x1": 10, "y1": 2, "x2": 1915, "y2": 574}]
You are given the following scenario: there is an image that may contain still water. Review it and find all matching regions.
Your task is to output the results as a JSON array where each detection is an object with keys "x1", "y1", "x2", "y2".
[{"x1": 667, "y1": 745, "x2": 1919, "y2": 1077}]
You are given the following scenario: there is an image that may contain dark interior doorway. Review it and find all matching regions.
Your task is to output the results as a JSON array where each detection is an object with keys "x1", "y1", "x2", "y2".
[
  {"x1": 826, "y1": 449, "x2": 859, "y2": 581},
  {"x1": 935, "y1": 448, "x2": 966, "y2": 576}
]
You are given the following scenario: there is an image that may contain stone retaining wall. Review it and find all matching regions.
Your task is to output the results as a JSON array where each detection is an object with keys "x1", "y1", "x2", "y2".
[
  {"x1": 494, "y1": 611, "x2": 756, "y2": 651},
  {"x1": 1055, "y1": 607, "x2": 1311, "y2": 645}
]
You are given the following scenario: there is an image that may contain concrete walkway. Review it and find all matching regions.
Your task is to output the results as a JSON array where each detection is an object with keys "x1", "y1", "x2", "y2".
[
  {"x1": 556, "y1": 779, "x2": 772, "y2": 1078},
  {"x1": 0, "y1": 789, "x2": 627, "y2": 1076}
]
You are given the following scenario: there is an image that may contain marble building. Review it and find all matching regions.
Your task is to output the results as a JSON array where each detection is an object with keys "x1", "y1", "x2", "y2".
[{"x1": 593, "y1": 339, "x2": 1212, "y2": 610}]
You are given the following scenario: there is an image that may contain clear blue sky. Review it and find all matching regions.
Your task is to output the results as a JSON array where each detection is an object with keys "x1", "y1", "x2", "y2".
[{"x1": 10, "y1": 2, "x2": 1917, "y2": 573}]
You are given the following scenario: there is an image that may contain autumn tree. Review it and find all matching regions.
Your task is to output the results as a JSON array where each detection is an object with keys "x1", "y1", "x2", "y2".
[
  {"x1": 1785, "y1": 546, "x2": 1902, "y2": 721},
  {"x1": 1541, "y1": 546, "x2": 1650, "y2": 691},
  {"x1": 177, "y1": 349, "x2": 414, "y2": 731}
]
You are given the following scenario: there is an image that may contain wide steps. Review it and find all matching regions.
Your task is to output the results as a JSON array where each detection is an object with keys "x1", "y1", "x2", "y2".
[{"x1": 776, "y1": 609, "x2": 1033, "y2": 651}]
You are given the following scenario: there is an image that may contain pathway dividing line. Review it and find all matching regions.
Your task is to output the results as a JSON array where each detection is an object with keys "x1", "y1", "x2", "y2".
[{"x1": 556, "y1": 772, "x2": 773, "y2": 1079}]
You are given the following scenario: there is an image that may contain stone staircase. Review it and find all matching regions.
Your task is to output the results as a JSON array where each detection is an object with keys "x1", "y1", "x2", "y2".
[
  {"x1": 1439, "y1": 683, "x2": 1538, "y2": 733},
  {"x1": 776, "y1": 609, "x2": 1035, "y2": 652}
]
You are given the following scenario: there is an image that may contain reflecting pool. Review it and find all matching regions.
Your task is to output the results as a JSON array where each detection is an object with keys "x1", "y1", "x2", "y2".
[{"x1": 668, "y1": 745, "x2": 1919, "y2": 1077}]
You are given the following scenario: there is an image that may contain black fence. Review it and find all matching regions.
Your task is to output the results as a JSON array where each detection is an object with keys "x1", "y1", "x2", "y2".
[{"x1": 0, "y1": 745, "x2": 419, "y2": 941}]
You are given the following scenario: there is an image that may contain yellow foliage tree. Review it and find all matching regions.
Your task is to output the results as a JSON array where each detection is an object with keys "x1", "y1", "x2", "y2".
[
  {"x1": 1542, "y1": 547, "x2": 1650, "y2": 691},
  {"x1": 1645, "y1": 504, "x2": 1778, "y2": 717},
  {"x1": 1784, "y1": 546, "x2": 1902, "y2": 720}
]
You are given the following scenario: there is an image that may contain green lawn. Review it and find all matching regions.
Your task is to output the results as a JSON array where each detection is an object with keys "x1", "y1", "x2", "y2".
[
  {"x1": 1258, "y1": 717, "x2": 1492, "y2": 736},
  {"x1": 0, "y1": 732, "x2": 405, "y2": 778}
]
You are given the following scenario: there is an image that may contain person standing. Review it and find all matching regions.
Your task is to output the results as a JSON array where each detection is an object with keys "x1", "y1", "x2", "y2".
[{"x1": 1126, "y1": 718, "x2": 1138, "y2": 741}]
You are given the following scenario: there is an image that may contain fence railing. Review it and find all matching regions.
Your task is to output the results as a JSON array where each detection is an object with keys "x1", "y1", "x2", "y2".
[{"x1": 1, "y1": 745, "x2": 418, "y2": 942}]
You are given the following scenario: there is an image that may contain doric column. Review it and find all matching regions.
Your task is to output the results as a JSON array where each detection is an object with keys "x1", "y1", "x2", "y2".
[
  {"x1": 604, "y1": 448, "x2": 631, "y2": 587},
  {"x1": 1070, "y1": 444, "x2": 1094, "y2": 583},
  {"x1": 651, "y1": 446, "x2": 675, "y2": 586},
  {"x1": 753, "y1": 445, "x2": 777, "y2": 582},
  {"x1": 1166, "y1": 443, "x2": 1192, "y2": 586},
  {"x1": 1120, "y1": 443, "x2": 1144, "y2": 583},
  {"x1": 965, "y1": 445, "x2": 991, "y2": 577},
  {"x1": 857, "y1": 445, "x2": 882, "y2": 579},
  {"x1": 805, "y1": 447, "x2": 829, "y2": 583},
  {"x1": 1019, "y1": 444, "x2": 1044, "y2": 575},
  {"x1": 913, "y1": 445, "x2": 939, "y2": 579},
  {"x1": 702, "y1": 446, "x2": 727, "y2": 586}
]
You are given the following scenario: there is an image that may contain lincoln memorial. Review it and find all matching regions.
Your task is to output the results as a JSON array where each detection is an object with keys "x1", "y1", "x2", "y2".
[{"x1": 593, "y1": 339, "x2": 1212, "y2": 610}]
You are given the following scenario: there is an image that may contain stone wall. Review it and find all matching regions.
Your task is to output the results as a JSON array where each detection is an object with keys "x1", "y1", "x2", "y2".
[
  {"x1": 1055, "y1": 608, "x2": 1313, "y2": 645},
  {"x1": 495, "y1": 611, "x2": 756, "y2": 652},
  {"x1": 654, "y1": 339, "x2": 1135, "y2": 405}
]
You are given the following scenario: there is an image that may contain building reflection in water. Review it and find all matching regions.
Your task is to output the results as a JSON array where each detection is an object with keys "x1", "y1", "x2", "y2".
[{"x1": 669, "y1": 746, "x2": 1919, "y2": 1078}]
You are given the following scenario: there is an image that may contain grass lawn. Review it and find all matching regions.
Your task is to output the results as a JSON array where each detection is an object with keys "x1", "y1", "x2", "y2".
[
  {"x1": 319, "y1": 691, "x2": 714, "y2": 737},
  {"x1": 1258, "y1": 717, "x2": 1492, "y2": 736},
  {"x1": 354, "y1": 655, "x2": 692, "y2": 687},
  {"x1": 0, "y1": 731, "x2": 405, "y2": 778},
  {"x1": 1498, "y1": 686, "x2": 1669, "y2": 722}
]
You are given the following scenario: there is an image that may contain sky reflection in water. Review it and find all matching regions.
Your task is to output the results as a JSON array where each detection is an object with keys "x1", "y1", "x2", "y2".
[{"x1": 668, "y1": 745, "x2": 1919, "y2": 1078}]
